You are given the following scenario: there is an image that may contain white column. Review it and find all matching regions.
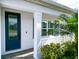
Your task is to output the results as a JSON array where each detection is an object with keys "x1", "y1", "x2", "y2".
[
  {"x1": 34, "y1": 12, "x2": 42, "y2": 59},
  {"x1": 0, "y1": 7, "x2": 1, "y2": 58}
]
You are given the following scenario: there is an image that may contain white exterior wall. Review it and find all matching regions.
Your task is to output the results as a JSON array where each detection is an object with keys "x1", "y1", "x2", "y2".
[
  {"x1": 0, "y1": 0, "x2": 70, "y2": 16},
  {"x1": 1, "y1": 8, "x2": 34, "y2": 55},
  {"x1": 43, "y1": 13, "x2": 57, "y2": 21},
  {"x1": 40, "y1": 35, "x2": 75, "y2": 46}
]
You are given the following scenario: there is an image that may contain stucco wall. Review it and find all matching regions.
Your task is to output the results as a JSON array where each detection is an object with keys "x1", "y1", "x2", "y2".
[
  {"x1": 1, "y1": 8, "x2": 34, "y2": 55},
  {"x1": 42, "y1": 13, "x2": 57, "y2": 21}
]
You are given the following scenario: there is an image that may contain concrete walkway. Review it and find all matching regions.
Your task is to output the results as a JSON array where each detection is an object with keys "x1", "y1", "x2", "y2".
[{"x1": 2, "y1": 48, "x2": 34, "y2": 59}]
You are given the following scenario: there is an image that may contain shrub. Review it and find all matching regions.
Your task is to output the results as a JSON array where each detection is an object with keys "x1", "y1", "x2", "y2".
[
  {"x1": 41, "y1": 45, "x2": 51, "y2": 59},
  {"x1": 41, "y1": 41, "x2": 77, "y2": 59}
]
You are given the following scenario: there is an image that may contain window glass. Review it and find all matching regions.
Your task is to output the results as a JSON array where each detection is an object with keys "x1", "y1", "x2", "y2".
[
  {"x1": 59, "y1": 24, "x2": 69, "y2": 35},
  {"x1": 54, "y1": 23, "x2": 59, "y2": 29},
  {"x1": 8, "y1": 15, "x2": 18, "y2": 39},
  {"x1": 42, "y1": 29, "x2": 47, "y2": 36},
  {"x1": 53, "y1": 29, "x2": 59, "y2": 36},
  {"x1": 60, "y1": 29, "x2": 70, "y2": 35},
  {"x1": 48, "y1": 29, "x2": 54, "y2": 35},
  {"x1": 42, "y1": 22, "x2": 47, "y2": 28},
  {"x1": 48, "y1": 21, "x2": 53, "y2": 28}
]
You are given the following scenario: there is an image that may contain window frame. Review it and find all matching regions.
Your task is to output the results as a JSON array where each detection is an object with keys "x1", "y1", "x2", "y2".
[
  {"x1": 41, "y1": 20, "x2": 71, "y2": 36},
  {"x1": 41, "y1": 21, "x2": 55, "y2": 36}
]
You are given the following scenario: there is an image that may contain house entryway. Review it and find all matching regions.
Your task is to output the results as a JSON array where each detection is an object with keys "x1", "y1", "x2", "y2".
[
  {"x1": 5, "y1": 11, "x2": 34, "y2": 52},
  {"x1": 1, "y1": 8, "x2": 34, "y2": 58},
  {"x1": 2, "y1": 48, "x2": 34, "y2": 59}
]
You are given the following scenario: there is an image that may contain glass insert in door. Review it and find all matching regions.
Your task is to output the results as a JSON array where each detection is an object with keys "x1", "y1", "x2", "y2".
[{"x1": 8, "y1": 15, "x2": 18, "y2": 40}]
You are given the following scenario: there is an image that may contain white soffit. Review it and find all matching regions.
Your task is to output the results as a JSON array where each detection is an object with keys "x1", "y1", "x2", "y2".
[{"x1": 42, "y1": 0, "x2": 74, "y2": 11}]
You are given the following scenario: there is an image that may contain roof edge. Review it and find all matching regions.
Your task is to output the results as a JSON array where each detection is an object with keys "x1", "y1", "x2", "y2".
[
  {"x1": 24, "y1": 0, "x2": 75, "y2": 14},
  {"x1": 42, "y1": 0, "x2": 74, "y2": 11}
]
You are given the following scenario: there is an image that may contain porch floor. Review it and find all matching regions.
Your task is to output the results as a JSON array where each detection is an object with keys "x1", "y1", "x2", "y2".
[{"x1": 2, "y1": 48, "x2": 34, "y2": 59}]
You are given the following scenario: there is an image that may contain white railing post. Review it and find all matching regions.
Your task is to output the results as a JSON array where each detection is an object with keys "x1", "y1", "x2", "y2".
[
  {"x1": 34, "y1": 12, "x2": 42, "y2": 59},
  {"x1": 0, "y1": 7, "x2": 1, "y2": 58}
]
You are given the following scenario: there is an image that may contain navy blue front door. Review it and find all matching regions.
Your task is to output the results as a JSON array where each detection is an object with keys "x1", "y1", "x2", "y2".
[{"x1": 5, "y1": 12, "x2": 21, "y2": 51}]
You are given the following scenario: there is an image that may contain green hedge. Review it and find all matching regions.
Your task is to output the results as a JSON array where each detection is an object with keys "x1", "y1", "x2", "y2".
[{"x1": 41, "y1": 41, "x2": 77, "y2": 59}]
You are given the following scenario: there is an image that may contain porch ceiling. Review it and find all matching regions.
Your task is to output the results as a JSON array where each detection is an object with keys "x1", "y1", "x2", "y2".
[{"x1": 24, "y1": 0, "x2": 74, "y2": 14}]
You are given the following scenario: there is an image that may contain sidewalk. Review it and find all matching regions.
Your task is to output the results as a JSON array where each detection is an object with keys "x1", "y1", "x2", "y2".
[{"x1": 1, "y1": 48, "x2": 34, "y2": 59}]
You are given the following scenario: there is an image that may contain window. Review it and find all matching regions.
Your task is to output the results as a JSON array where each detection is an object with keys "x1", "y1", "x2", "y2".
[
  {"x1": 42, "y1": 21, "x2": 56, "y2": 36},
  {"x1": 42, "y1": 21, "x2": 47, "y2": 36},
  {"x1": 41, "y1": 20, "x2": 70, "y2": 36},
  {"x1": 53, "y1": 22, "x2": 60, "y2": 36},
  {"x1": 48, "y1": 21, "x2": 54, "y2": 35}
]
